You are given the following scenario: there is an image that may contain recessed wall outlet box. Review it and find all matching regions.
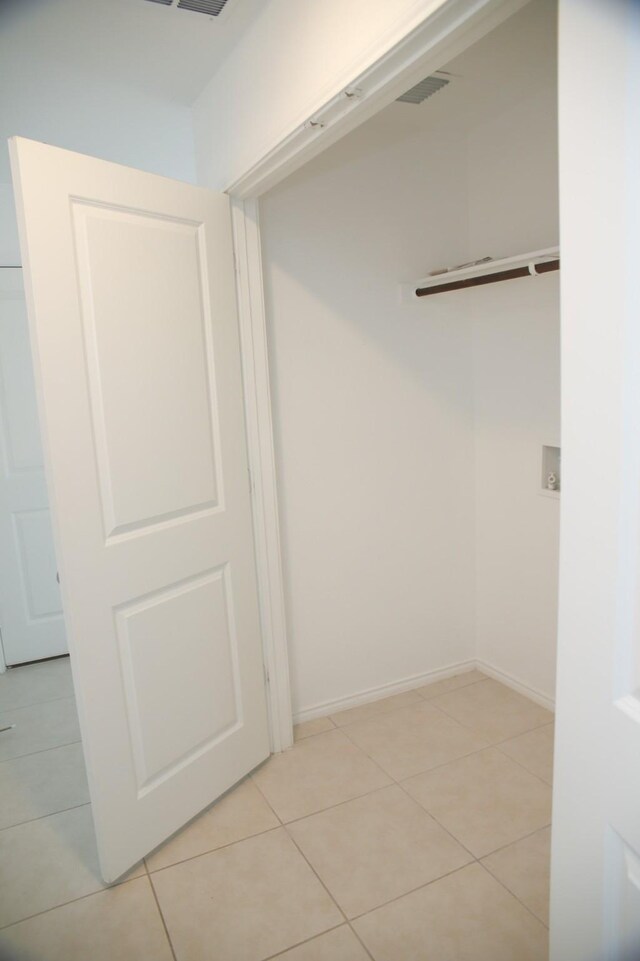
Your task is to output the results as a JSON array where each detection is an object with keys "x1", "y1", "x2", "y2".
[{"x1": 541, "y1": 445, "x2": 561, "y2": 495}]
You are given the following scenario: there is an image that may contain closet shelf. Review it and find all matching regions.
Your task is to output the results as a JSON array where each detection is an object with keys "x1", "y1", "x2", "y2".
[{"x1": 401, "y1": 246, "x2": 560, "y2": 300}]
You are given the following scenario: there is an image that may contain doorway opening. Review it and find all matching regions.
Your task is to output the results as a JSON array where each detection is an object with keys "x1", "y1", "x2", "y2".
[{"x1": 261, "y1": 0, "x2": 559, "y2": 727}]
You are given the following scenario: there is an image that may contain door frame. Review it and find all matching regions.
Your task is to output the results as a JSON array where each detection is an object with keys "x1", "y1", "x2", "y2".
[{"x1": 227, "y1": 0, "x2": 532, "y2": 753}]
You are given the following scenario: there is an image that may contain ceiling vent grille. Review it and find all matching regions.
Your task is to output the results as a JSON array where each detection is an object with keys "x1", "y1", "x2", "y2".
[
  {"x1": 143, "y1": 0, "x2": 230, "y2": 13},
  {"x1": 177, "y1": 0, "x2": 229, "y2": 14},
  {"x1": 396, "y1": 74, "x2": 450, "y2": 105}
]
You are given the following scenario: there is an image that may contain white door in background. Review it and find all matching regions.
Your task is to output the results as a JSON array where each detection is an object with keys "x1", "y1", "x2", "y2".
[
  {"x1": 551, "y1": 1, "x2": 640, "y2": 959},
  {"x1": 10, "y1": 137, "x2": 270, "y2": 882},
  {"x1": 0, "y1": 267, "x2": 67, "y2": 666}
]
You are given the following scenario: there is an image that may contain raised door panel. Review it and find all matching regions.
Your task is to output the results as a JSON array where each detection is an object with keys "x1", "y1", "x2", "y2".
[{"x1": 72, "y1": 203, "x2": 222, "y2": 538}]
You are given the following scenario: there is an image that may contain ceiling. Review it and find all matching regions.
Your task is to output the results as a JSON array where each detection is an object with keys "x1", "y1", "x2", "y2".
[{"x1": 0, "y1": 0, "x2": 265, "y2": 105}]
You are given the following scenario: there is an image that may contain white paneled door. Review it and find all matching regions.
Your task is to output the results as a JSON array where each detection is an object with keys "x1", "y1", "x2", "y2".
[
  {"x1": 0, "y1": 268, "x2": 67, "y2": 665},
  {"x1": 10, "y1": 137, "x2": 270, "y2": 882}
]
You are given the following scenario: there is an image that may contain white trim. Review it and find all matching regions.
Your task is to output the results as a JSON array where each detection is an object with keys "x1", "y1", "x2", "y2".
[
  {"x1": 293, "y1": 660, "x2": 477, "y2": 724},
  {"x1": 293, "y1": 658, "x2": 555, "y2": 725},
  {"x1": 230, "y1": 197, "x2": 293, "y2": 752},
  {"x1": 475, "y1": 659, "x2": 556, "y2": 712},
  {"x1": 226, "y1": 0, "x2": 528, "y2": 198}
]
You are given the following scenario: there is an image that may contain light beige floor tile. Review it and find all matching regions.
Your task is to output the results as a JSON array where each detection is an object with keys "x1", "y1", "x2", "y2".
[
  {"x1": 404, "y1": 748, "x2": 551, "y2": 858},
  {"x1": 0, "y1": 805, "x2": 144, "y2": 928},
  {"x1": 0, "y1": 658, "x2": 74, "y2": 711},
  {"x1": 0, "y1": 876, "x2": 173, "y2": 961},
  {"x1": 343, "y1": 700, "x2": 488, "y2": 781},
  {"x1": 329, "y1": 690, "x2": 422, "y2": 728},
  {"x1": 0, "y1": 742, "x2": 89, "y2": 830},
  {"x1": 417, "y1": 669, "x2": 487, "y2": 699},
  {"x1": 287, "y1": 784, "x2": 471, "y2": 918},
  {"x1": 0, "y1": 696, "x2": 80, "y2": 761},
  {"x1": 269, "y1": 925, "x2": 371, "y2": 960},
  {"x1": 499, "y1": 724, "x2": 555, "y2": 784},
  {"x1": 252, "y1": 729, "x2": 391, "y2": 822},
  {"x1": 432, "y1": 679, "x2": 553, "y2": 743},
  {"x1": 482, "y1": 827, "x2": 551, "y2": 926},
  {"x1": 146, "y1": 777, "x2": 279, "y2": 871},
  {"x1": 152, "y1": 827, "x2": 343, "y2": 961},
  {"x1": 294, "y1": 716, "x2": 336, "y2": 741},
  {"x1": 353, "y1": 863, "x2": 548, "y2": 961}
]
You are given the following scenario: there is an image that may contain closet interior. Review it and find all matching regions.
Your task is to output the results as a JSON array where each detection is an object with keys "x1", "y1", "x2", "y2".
[{"x1": 260, "y1": 0, "x2": 560, "y2": 723}]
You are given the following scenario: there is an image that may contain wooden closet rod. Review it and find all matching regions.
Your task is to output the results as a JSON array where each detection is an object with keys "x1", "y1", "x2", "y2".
[{"x1": 415, "y1": 258, "x2": 559, "y2": 297}]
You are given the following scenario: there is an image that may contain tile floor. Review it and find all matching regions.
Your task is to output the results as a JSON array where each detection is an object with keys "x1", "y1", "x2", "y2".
[{"x1": 0, "y1": 660, "x2": 553, "y2": 960}]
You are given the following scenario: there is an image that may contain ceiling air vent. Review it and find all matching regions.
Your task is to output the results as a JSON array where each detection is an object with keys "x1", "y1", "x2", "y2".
[
  {"x1": 143, "y1": 0, "x2": 230, "y2": 13},
  {"x1": 177, "y1": 0, "x2": 229, "y2": 14},
  {"x1": 396, "y1": 74, "x2": 450, "y2": 105}
]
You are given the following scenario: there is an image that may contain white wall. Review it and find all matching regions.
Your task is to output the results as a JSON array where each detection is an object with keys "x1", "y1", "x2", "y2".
[
  {"x1": 465, "y1": 0, "x2": 560, "y2": 701},
  {"x1": 261, "y1": 109, "x2": 476, "y2": 717},
  {"x1": 260, "y1": 0, "x2": 560, "y2": 717},
  {"x1": 193, "y1": 0, "x2": 479, "y2": 192},
  {"x1": 0, "y1": 50, "x2": 195, "y2": 265}
]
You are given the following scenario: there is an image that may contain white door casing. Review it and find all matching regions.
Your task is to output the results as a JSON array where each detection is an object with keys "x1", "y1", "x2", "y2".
[
  {"x1": 551, "y1": 1, "x2": 640, "y2": 958},
  {"x1": 10, "y1": 137, "x2": 270, "y2": 882},
  {"x1": 0, "y1": 267, "x2": 67, "y2": 667}
]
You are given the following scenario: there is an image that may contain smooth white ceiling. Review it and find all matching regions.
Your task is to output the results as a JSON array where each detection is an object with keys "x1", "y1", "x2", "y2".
[{"x1": 0, "y1": 0, "x2": 265, "y2": 105}]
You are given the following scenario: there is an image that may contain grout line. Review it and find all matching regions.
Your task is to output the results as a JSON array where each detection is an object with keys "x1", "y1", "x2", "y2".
[
  {"x1": 282, "y1": 722, "x2": 487, "y2": 914},
  {"x1": 144, "y1": 777, "x2": 297, "y2": 875},
  {"x1": 147, "y1": 871, "x2": 178, "y2": 961},
  {"x1": 0, "y1": 692, "x2": 76, "y2": 713},
  {"x1": 249, "y1": 777, "x2": 284, "y2": 825},
  {"x1": 0, "y1": 873, "x2": 145, "y2": 932},
  {"x1": 146, "y1": 824, "x2": 284, "y2": 875},
  {"x1": 260, "y1": 922, "x2": 347, "y2": 961},
  {"x1": 415, "y1": 676, "x2": 489, "y2": 703},
  {"x1": 347, "y1": 862, "x2": 478, "y2": 923},
  {"x1": 0, "y1": 801, "x2": 90, "y2": 834},
  {"x1": 478, "y1": 822, "x2": 552, "y2": 860},
  {"x1": 293, "y1": 666, "x2": 484, "y2": 727},
  {"x1": 250, "y1": 735, "x2": 394, "y2": 827},
  {"x1": 347, "y1": 923, "x2": 377, "y2": 960},
  {"x1": 279, "y1": 782, "x2": 394, "y2": 829},
  {"x1": 476, "y1": 859, "x2": 550, "y2": 930},
  {"x1": 0, "y1": 693, "x2": 77, "y2": 717},
  {"x1": 491, "y1": 719, "x2": 555, "y2": 743},
  {"x1": 337, "y1": 718, "x2": 483, "y2": 789},
  {"x1": 393, "y1": 777, "x2": 478, "y2": 863},
  {"x1": 0, "y1": 737, "x2": 82, "y2": 765},
  {"x1": 294, "y1": 717, "x2": 337, "y2": 739},
  {"x1": 251, "y1": 779, "x2": 369, "y2": 957},
  {"x1": 337, "y1": 708, "x2": 554, "y2": 931},
  {"x1": 0, "y1": 676, "x2": 552, "y2": 948},
  {"x1": 253, "y1": 733, "x2": 543, "y2": 927},
  {"x1": 284, "y1": 826, "x2": 350, "y2": 924},
  {"x1": 330, "y1": 677, "x2": 489, "y2": 731},
  {"x1": 493, "y1": 741, "x2": 554, "y2": 787}
]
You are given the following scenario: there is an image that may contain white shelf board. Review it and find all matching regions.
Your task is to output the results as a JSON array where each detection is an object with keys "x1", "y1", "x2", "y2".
[{"x1": 400, "y1": 246, "x2": 560, "y2": 302}]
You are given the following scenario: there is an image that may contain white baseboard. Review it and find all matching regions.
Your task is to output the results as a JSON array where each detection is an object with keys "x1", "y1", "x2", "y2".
[
  {"x1": 292, "y1": 659, "x2": 477, "y2": 725},
  {"x1": 474, "y1": 659, "x2": 555, "y2": 712},
  {"x1": 292, "y1": 657, "x2": 555, "y2": 725}
]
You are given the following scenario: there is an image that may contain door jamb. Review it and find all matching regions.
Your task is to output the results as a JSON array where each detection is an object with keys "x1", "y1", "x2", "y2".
[
  {"x1": 230, "y1": 198, "x2": 293, "y2": 753},
  {"x1": 228, "y1": 0, "x2": 529, "y2": 754}
]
